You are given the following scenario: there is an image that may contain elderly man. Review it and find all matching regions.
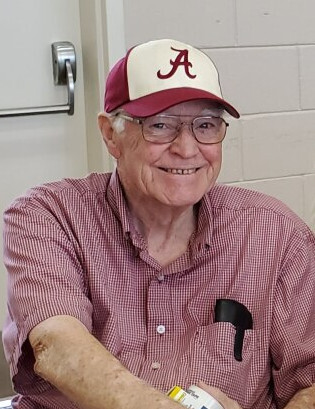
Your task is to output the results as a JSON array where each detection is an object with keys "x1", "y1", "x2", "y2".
[{"x1": 2, "y1": 39, "x2": 315, "y2": 409}]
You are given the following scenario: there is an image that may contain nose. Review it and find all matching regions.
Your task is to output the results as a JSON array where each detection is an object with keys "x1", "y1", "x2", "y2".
[{"x1": 169, "y1": 123, "x2": 199, "y2": 157}]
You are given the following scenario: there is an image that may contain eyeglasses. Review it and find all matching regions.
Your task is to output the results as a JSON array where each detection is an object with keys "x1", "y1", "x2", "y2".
[{"x1": 115, "y1": 113, "x2": 229, "y2": 145}]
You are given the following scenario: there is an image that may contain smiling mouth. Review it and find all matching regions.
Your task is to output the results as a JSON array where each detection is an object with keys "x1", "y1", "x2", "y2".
[{"x1": 159, "y1": 167, "x2": 200, "y2": 175}]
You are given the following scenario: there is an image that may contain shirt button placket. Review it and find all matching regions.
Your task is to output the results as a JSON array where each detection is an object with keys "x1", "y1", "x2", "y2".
[{"x1": 145, "y1": 275, "x2": 168, "y2": 377}]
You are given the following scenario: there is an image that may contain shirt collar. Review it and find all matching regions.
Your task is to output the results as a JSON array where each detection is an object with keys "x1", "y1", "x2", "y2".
[
  {"x1": 107, "y1": 169, "x2": 132, "y2": 237},
  {"x1": 194, "y1": 189, "x2": 215, "y2": 248}
]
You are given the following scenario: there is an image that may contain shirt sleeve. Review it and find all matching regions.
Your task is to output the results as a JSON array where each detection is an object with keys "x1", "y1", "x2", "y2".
[
  {"x1": 271, "y1": 226, "x2": 315, "y2": 408},
  {"x1": 2, "y1": 192, "x2": 93, "y2": 395}
]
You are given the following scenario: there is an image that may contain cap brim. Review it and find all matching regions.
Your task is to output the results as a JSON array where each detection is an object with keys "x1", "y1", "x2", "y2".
[{"x1": 121, "y1": 88, "x2": 240, "y2": 118}]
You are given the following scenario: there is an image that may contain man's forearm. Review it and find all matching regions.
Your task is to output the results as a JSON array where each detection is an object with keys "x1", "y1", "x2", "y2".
[
  {"x1": 284, "y1": 384, "x2": 315, "y2": 409},
  {"x1": 29, "y1": 315, "x2": 179, "y2": 409}
]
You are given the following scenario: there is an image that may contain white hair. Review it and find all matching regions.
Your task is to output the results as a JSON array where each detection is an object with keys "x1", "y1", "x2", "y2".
[{"x1": 107, "y1": 109, "x2": 126, "y2": 134}]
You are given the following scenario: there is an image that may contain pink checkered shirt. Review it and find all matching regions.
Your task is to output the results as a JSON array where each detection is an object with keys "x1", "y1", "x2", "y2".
[{"x1": 2, "y1": 170, "x2": 315, "y2": 409}]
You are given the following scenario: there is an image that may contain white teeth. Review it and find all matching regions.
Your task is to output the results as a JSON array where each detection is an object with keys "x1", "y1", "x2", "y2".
[{"x1": 166, "y1": 168, "x2": 197, "y2": 174}]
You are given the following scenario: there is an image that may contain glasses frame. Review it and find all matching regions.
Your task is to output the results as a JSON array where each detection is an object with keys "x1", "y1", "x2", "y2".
[{"x1": 115, "y1": 113, "x2": 229, "y2": 145}]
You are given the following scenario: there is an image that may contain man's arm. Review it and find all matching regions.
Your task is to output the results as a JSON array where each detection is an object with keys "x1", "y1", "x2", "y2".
[
  {"x1": 29, "y1": 315, "x2": 180, "y2": 409},
  {"x1": 284, "y1": 384, "x2": 315, "y2": 409}
]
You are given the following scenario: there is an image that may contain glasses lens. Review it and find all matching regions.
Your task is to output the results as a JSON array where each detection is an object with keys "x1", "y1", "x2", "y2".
[
  {"x1": 193, "y1": 117, "x2": 226, "y2": 144},
  {"x1": 141, "y1": 115, "x2": 227, "y2": 144},
  {"x1": 142, "y1": 115, "x2": 178, "y2": 143}
]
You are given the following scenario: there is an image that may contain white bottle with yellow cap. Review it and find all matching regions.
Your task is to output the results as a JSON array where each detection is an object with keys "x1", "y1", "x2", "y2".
[{"x1": 168, "y1": 385, "x2": 224, "y2": 409}]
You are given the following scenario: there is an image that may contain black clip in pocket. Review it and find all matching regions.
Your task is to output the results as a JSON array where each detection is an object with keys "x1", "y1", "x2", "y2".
[{"x1": 215, "y1": 299, "x2": 253, "y2": 362}]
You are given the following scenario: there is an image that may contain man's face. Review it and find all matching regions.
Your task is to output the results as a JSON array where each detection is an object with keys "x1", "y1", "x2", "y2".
[{"x1": 104, "y1": 100, "x2": 224, "y2": 209}]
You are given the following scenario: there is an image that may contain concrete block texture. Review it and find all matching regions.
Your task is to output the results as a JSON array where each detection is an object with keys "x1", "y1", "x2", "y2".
[
  {"x1": 300, "y1": 45, "x2": 315, "y2": 110},
  {"x1": 0, "y1": 335, "x2": 13, "y2": 397},
  {"x1": 218, "y1": 119, "x2": 243, "y2": 183},
  {"x1": 123, "y1": 0, "x2": 315, "y2": 48},
  {"x1": 236, "y1": 0, "x2": 315, "y2": 46},
  {"x1": 123, "y1": 0, "x2": 236, "y2": 48},
  {"x1": 230, "y1": 176, "x2": 305, "y2": 222},
  {"x1": 207, "y1": 47, "x2": 300, "y2": 116},
  {"x1": 241, "y1": 111, "x2": 315, "y2": 180}
]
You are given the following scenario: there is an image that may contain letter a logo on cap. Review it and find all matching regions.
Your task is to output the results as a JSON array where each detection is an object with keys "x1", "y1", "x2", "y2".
[{"x1": 157, "y1": 47, "x2": 197, "y2": 79}]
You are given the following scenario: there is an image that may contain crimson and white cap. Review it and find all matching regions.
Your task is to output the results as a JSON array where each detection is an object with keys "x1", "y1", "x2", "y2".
[{"x1": 104, "y1": 38, "x2": 240, "y2": 118}]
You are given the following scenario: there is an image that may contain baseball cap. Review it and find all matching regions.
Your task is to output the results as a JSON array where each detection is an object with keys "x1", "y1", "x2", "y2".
[{"x1": 104, "y1": 38, "x2": 240, "y2": 118}]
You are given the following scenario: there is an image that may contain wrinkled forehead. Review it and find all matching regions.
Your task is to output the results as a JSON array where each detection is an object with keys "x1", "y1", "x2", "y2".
[{"x1": 160, "y1": 99, "x2": 224, "y2": 117}]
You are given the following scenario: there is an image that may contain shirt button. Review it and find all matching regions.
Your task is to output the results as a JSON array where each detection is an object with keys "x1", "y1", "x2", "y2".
[
  {"x1": 151, "y1": 362, "x2": 161, "y2": 370},
  {"x1": 157, "y1": 325, "x2": 165, "y2": 334},
  {"x1": 157, "y1": 274, "x2": 164, "y2": 282}
]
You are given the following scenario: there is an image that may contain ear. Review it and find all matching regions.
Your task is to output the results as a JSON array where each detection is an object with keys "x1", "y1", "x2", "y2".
[{"x1": 98, "y1": 113, "x2": 121, "y2": 159}]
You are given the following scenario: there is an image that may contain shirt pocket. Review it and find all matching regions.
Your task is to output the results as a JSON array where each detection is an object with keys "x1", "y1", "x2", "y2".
[
  {"x1": 195, "y1": 321, "x2": 259, "y2": 358},
  {"x1": 188, "y1": 321, "x2": 268, "y2": 402}
]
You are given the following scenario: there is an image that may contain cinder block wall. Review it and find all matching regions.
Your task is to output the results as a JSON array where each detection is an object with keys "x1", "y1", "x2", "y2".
[
  {"x1": 123, "y1": 0, "x2": 315, "y2": 230},
  {"x1": 0, "y1": 332, "x2": 13, "y2": 397}
]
